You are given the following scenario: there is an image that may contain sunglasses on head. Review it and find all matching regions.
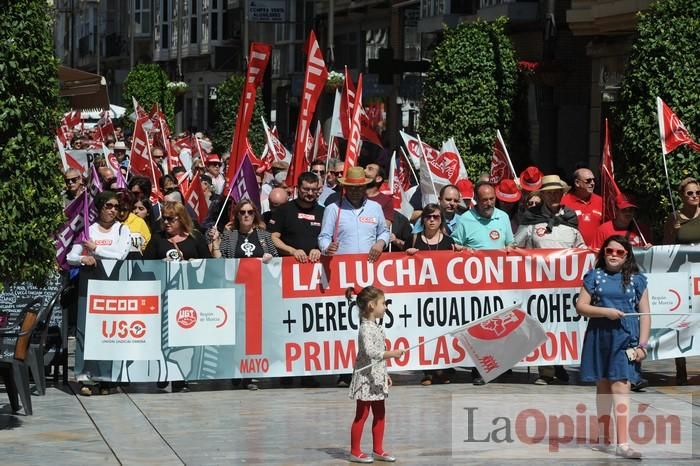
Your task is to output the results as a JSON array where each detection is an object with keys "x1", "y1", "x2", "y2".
[
  {"x1": 684, "y1": 190, "x2": 700, "y2": 197},
  {"x1": 103, "y1": 202, "x2": 119, "y2": 210},
  {"x1": 162, "y1": 216, "x2": 179, "y2": 223},
  {"x1": 238, "y1": 209, "x2": 255, "y2": 216},
  {"x1": 604, "y1": 247, "x2": 627, "y2": 258}
]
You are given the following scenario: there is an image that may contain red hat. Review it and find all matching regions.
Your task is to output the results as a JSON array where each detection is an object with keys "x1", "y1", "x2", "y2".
[
  {"x1": 456, "y1": 179, "x2": 474, "y2": 200},
  {"x1": 496, "y1": 179, "x2": 522, "y2": 203},
  {"x1": 519, "y1": 166, "x2": 543, "y2": 191},
  {"x1": 206, "y1": 153, "x2": 222, "y2": 164},
  {"x1": 616, "y1": 193, "x2": 637, "y2": 209}
]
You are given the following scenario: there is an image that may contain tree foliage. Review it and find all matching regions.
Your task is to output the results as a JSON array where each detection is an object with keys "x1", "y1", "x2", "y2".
[
  {"x1": 123, "y1": 64, "x2": 175, "y2": 129},
  {"x1": 0, "y1": 0, "x2": 63, "y2": 286},
  {"x1": 614, "y1": 0, "x2": 700, "y2": 231},
  {"x1": 211, "y1": 74, "x2": 266, "y2": 157},
  {"x1": 420, "y1": 18, "x2": 517, "y2": 180}
]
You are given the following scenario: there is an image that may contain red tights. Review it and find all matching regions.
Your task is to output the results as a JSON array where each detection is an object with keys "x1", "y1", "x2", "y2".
[{"x1": 350, "y1": 400, "x2": 386, "y2": 456}]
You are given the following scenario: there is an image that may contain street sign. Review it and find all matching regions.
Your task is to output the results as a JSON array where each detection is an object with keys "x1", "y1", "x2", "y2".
[{"x1": 249, "y1": 0, "x2": 286, "y2": 22}]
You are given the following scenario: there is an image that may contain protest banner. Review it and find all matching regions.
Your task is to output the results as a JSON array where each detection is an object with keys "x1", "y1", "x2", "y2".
[{"x1": 74, "y1": 246, "x2": 700, "y2": 382}]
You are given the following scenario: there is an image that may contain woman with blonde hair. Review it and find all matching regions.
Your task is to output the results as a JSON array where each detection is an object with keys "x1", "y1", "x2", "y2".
[
  {"x1": 144, "y1": 201, "x2": 210, "y2": 261},
  {"x1": 662, "y1": 177, "x2": 700, "y2": 384}
]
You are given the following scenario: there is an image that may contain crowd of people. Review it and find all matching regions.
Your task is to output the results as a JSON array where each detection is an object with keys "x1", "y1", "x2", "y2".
[{"x1": 59, "y1": 123, "x2": 700, "y2": 396}]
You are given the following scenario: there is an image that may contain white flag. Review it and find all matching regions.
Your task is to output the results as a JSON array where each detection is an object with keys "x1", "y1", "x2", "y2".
[{"x1": 452, "y1": 305, "x2": 547, "y2": 383}]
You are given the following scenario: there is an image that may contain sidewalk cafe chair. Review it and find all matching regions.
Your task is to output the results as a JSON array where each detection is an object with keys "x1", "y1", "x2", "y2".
[
  {"x1": 0, "y1": 298, "x2": 41, "y2": 415},
  {"x1": 29, "y1": 288, "x2": 62, "y2": 395}
]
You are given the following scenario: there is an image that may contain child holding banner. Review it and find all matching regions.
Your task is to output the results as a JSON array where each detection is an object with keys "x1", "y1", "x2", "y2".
[
  {"x1": 346, "y1": 286, "x2": 405, "y2": 463},
  {"x1": 575, "y1": 235, "x2": 650, "y2": 459}
]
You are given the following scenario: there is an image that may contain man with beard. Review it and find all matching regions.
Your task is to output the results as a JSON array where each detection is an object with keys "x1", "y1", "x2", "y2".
[{"x1": 268, "y1": 171, "x2": 324, "y2": 388}]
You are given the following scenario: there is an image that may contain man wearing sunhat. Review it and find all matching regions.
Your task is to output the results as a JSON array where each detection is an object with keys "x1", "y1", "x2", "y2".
[
  {"x1": 318, "y1": 166, "x2": 390, "y2": 387},
  {"x1": 114, "y1": 140, "x2": 129, "y2": 164},
  {"x1": 560, "y1": 167, "x2": 603, "y2": 245},
  {"x1": 205, "y1": 153, "x2": 225, "y2": 195},
  {"x1": 318, "y1": 166, "x2": 390, "y2": 262},
  {"x1": 590, "y1": 193, "x2": 652, "y2": 250},
  {"x1": 515, "y1": 174, "x2": 584, "y2": 385}
]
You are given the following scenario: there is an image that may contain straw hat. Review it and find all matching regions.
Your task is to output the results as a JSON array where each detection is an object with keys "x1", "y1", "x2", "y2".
[
  {"x1": 496, "y1": 179, "x2": 522, "y2": 203},
  {"x1": 338, "y1": 166, "x2": 373, "y2": 186},
  {"x1": 539, "y1": 174, "x2": 567, "y2": 191}
]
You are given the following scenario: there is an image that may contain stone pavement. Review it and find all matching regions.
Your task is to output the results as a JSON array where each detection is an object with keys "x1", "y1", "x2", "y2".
[{"x1": 1, "y1": 358, "x2": 698, "y2": 465}]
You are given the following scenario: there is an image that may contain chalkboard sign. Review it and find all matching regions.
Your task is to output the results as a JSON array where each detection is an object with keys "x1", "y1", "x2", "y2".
[{"x1": 0, "y1": 272, "x2": 63, "y2": 329}]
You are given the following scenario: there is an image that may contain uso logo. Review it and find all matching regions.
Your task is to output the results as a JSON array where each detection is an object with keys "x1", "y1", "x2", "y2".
[
  {"x1": 101, "y1": 320, "x2": 147, "y2": 339},
  {"x1": 176, "y1": 307, "x2": 198, "y2": 329},
  {"x1": 467, "y1": 309, "x2": 526, "y2": 340}
]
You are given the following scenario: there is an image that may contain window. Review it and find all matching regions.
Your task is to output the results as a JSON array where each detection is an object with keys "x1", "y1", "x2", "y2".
[
  {"x1": 160, "y1": 0, "x2": 170, "y2": 49},
  {"x1": 210, "y1": 0, "x2": 224, "y2": 41},
  {"x1": 190, "y1": 0, "x2": 198, "y2": 44},
  {"x1": 134, "y1": 0, "x2": 152, "y2": 36}
]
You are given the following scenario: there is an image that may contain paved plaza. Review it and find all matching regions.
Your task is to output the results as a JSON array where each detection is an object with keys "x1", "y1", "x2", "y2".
[{"x1": 1, "y1": 358, "x2": 698, "y2": 465}]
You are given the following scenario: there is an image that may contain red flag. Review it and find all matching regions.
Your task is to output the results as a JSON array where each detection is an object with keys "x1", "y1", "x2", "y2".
[
  {"x1": 656, "y1": 97, "x2": 700, "y2": 155},
  {"x1": 176, "y1": 170, "x2": 190, "y2": 196},
  {"x1": 601, "y1": 118, "x2": 621, "y2": 222},
  {"x1": 227, "y1": 42, "x2": 272, "y2": 182},
  {"x1": 339, "y1": 68, "x2": 383, "y2": 148},
  {"x1": 316, "y1": 128, "x2": 329, "y2": 161},
  {"x1": 343, "y1": 74, "x2": 364, "y2": 175},
  {"x1": 184, "y1": 174, "x2": 208, "y2": 223},
  {"x1": 489, "y1": 130, "x2": 516, "y2": 185},
  {"x1": 287, "y1": 31, "x2": 328, "y2": 185},
  {"x1": 130, "y1": 116, "x2": 162, "y2": 198}
]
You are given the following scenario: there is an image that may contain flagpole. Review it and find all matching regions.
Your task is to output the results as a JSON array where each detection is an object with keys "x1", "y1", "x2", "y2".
[
  {"x1": 497, "y1": 129, "x2": 517, "y2": 181},
  {"x1": 632, "y1": 219, "x2": 648, "y2": 245},
  {"x1": 661, "y1": 152, "x2": 678, "y2": 220},
  {"x1": 353, "y1": 303, "x2": 523, "y2": 374},
  {"x1": 400, "y1": 147, "x2": 419, "y2": 184},
  {"x1": 417, "y1": 134, "x2": 439, "y2": 200}
]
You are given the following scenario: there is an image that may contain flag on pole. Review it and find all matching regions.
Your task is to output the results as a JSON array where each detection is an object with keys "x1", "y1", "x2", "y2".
[
  {"x1": 657, "y1": 97, "x2": 700, "y2": 155},
  {"x1": 399, "y1": 131, "x2": 439, "y2": 169},
  {"x1": 261, "y1": 118, "x2": 293, "y2": 164},
  {"x1": 343, "y1": 74, "x2": 364, "y2": 175},
  {"x1": 388, "y1": 151, "x2": 416, "y2": 219},
  {"x1": 288, "y1": 31, "x2": 328, "y2": 186},
  {"x1": 333, "y1": 67, "x2": 383, "y2": 147},
  {"x1": 227, "y1": 42, "x2": 272, "y2": 180},
  {"x1": 600, "y1": 118, "x2": 621, "y2": 222},
  {"x1": 228, "y1": 153, "x2": 262, "y2": 211},
  {"x1": 184, "y1": 173, "x2": 208, "y2": 223},
  {"x1": 452, "y1": 305, "x2": 547, "y2": 383},
  {"x1": 130, "y1": 116, "x2": 162, "y2": 198},
  {"x1": 489, "y1": 130, "x2": 517, "y2": 185}
]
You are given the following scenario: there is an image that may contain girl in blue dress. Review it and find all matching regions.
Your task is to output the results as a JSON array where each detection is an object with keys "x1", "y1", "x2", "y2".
[{"x1": 576, "y1": 235, "x2": 650, "y2": 459}]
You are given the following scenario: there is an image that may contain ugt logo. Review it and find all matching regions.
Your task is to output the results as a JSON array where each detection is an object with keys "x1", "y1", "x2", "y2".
[{"x1": 101, "y1": 320, "x2": 147, "y2": 339}]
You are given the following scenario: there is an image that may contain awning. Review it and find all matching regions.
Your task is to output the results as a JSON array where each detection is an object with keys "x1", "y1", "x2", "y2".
[{"x1": 58, "y1": 65, "x2": 110, "y2": 111}]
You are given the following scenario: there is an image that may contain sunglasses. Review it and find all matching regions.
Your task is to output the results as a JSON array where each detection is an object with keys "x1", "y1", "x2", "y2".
[
  {"x1": 684, "y1": 190, "x2": 700, "y2": 197},
  {"x1": 103, "y1": 202, "x2": 119, "y2": 210},
  {"x1": 604, "y1": 247, "x2": 627, "y2": 258},
  {"x1": 162, "y1": 216, "x2": 179, "y2": 223},
  {"x1": 580, "y1": 178, "x2": 595, "y2": 184},
  {"x1": 312, "y1": 170, "x2": 326, "y2": 175},
  {"x1": 424, "y1": 214, "x2": 441, "y2": 220},
  {"x1": 65, "y1": 176, "x2": 80, "y2": 184},
  {"x1": 331, "y1": 171, "x2": 343, "y2": 176},
  {"x1": 238, "y1": 209, "x2": 255, "y2": 216}
]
